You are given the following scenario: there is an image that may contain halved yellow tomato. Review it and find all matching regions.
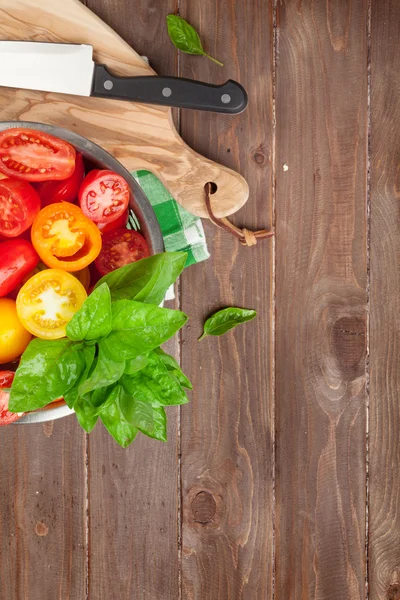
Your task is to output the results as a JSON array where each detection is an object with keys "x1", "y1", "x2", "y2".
[
  {"x1": 16, "y1": 269, "x2": 87, "y2": 339},
  {"x1": 0, "y1": 298, "x2": 31, "y2": 363}
]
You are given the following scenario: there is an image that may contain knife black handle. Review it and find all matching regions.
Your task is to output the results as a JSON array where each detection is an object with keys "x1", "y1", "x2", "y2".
[{"x1": 92, "y1": 65, "x2": 248, "y2": 114}]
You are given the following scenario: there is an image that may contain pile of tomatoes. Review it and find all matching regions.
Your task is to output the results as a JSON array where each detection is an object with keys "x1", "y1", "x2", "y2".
[{"x1": 0, "y1": 128, "x2": 150, "y2": 422}]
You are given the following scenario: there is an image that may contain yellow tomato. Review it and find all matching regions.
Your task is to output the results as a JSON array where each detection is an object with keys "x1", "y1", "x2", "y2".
[
  {"x1": 16, "y1": 269, "x2": 87, "y2": 340},
  {"x1": 0, "y1": 298, "x2": 31, "y2": 363}
]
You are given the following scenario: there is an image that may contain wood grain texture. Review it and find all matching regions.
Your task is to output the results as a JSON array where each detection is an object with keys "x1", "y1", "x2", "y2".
[
  {"x1": 83, "y1": 2, "x2": 181, "y2": 598},
  {"x1": 179, "y1": 0, "x2": 274, "y2": 598},
  {"x1": 369, "y1": 2, "x2": 400, "y2": 597},
  {"x1": 274, "y1": 1, "x2": 368, "y2": 599},
  {"x1": 0, "y1": 0, "x2": 249, "y2": 218},
  {"x1": 0, "y1": 419, "x2": 86, "y2": 600}
]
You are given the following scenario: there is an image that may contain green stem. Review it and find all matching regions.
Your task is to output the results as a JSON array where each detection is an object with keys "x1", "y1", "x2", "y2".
[{"x1": 204, "y1": 53, "x2": 224, "y2": 67}]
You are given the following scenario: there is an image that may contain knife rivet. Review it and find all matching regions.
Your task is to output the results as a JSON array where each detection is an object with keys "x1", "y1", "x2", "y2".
[
  {"x1": 104, "y1": 80, "x2": 114, "y2": 91},
  {"x1": 221, "y1": 94, "x2": 231, "y2": 104},
  {"x1": 162, "y1": 87, "x2": 172, "y2": 98}
]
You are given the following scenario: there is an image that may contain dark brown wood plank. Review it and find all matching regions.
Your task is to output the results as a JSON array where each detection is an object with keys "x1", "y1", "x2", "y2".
[
  {"x1": 0, "y1": 418, "x2": 87, "y2": 600},
  {"x1": 274, "y1": 1, "x2": 368, "y2": 598},
  {"x1": 369, "y1": 3, "x2": 400, "y2": 598},
  {"x1": 178, "y1": 1, "x2": 274, "y2": 598},
  {"x1": 83, "y1": 2, "x2": 182, "y2": 599}
]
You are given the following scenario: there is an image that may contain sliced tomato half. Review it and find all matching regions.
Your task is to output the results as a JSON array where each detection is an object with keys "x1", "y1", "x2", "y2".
[
  {"x1": 0, "y1": 371, "x2": 22, "y2": 425},
  {"x1": 16, "y1": 269, "x2": 87, "y2": 339},
  {"x1": 97, "y1": 208, "x2": 129, "y2": 233},
  {"x1": 31, "y1": 203, "x2": 102, "y2": 272},
  {"x1": 95, "y1": 228, "x2": 150, "y2": 276},
  {"x1": 0, "y1": 128, "x2": 76, "y2": 181},
  {"x1": 0, "y1": 178, "x2": 41, "y2": 237},
  {"x1": 79, "y1": 170, "x2": 130, "y2": 224}
]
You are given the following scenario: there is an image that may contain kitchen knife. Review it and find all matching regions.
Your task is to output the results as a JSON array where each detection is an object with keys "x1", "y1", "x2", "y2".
[{"x1": 0, "y1": 42, "x2": 248, "y2": 114}]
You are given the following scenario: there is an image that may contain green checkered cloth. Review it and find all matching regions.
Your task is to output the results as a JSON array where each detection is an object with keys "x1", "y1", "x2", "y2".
[{"x1": 132, "y1": 170, "x2": 209, "y2": 266}]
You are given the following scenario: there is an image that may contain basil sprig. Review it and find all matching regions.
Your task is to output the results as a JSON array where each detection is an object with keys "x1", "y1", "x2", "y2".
[
  {"x1": 166, "y1": 15, "x2": 224, "y2": 67},
  {"x1": 9, "y1": 252, "x2": 191, "y2": 448}
]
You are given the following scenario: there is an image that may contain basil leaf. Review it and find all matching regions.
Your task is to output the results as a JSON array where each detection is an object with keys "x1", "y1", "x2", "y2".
[
  {"x1": 66, "y1": 283, "x2": 112, "y2": 341},
  {"x1": 74, "y1": 394, "x2": 98, "y2": 433},
  {"x1": 153, "y1": 348, "x2": 192, "y2": 389},
  {"x1": 94, "y1": 252, "x2": 187, "y2": 305},
  {"x1": 121, "y1": 352, "x2": 189, "y2": 406},
  {"x1": 9, "y1": 339, "x2": 85, "y2": 412},
  {"x1": 124, "y1": 355, "x2": 149, "y2": 375},
  {"x1": 102, "y1": 300, "x2": 188, "y2": 361},
  {"x1": 64, "y1": 344, "x2": 96, "y2": 408},
  {"x1": 166, "y1": 15, "x2": 223, "y2": 66},
  {"x1": 91, "y1": 383, "x2": 116, "y2": 410},
  {"x1": 199, "y1": 307, "x2": 257, "y2": 340},
  {"x1": 99, "y1": 384, "x2": 138, "y2": 448},
  {"x1": 79, "y1": 340, "x2": 125, "y2": 396},
  {"x1": 120, "y1": 395, "x2": 167, "y2": 442}
]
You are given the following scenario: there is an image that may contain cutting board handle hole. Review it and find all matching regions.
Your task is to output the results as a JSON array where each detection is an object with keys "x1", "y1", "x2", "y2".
[{"x1": 205, "y1": 182, "x2": 218, "y2": 194}]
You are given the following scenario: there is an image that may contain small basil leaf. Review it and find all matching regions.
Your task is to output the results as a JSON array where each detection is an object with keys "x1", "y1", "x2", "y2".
[
  {"x1": 124, "y1": 355, "x2": 149, "y2": 375},
  {"x1": 79, "y1": 340, "x2": 125, "y2": 396},
  {"x1": 121, "y1": 352, "x2": 189, "y2": 407},
  {"x1": 94, "y1": 252, "x2": 187, "y2": 305},
  {"x1": 199, "y1": 307, "x2": 257, "y2": 340},
  {"x1": 9, "y1": 339, "x2": 85, "y2": 412},
  {"x1": 66, "y1": 283, "x2": 112, "y2": 341},
  {"x1": 64, "y1": 344, "x2": 96, "y2": 408},
  {"x1": 102, "y1": 300, "x2": 188, "y2": 361},
  {"x1": 153, "y1": 348, "x2": 192, "y2": 390},
  {"x1": 166, "y1": 15, "x2": 223, "y2": 66},
  {"x1": 74, "y1": 394, "x2": 98, "y2": 433},
  {"x1": 99, "y1": 384, "x2": 138, "y2": 448},
  {"x1": 120, "y1": 394, "x2": 167, "y2": 442}
]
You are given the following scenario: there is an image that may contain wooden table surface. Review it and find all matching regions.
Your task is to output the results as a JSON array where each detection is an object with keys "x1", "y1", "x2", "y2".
[{"x1": 1, "y1": 0, "x2": 400, "y2": 598}]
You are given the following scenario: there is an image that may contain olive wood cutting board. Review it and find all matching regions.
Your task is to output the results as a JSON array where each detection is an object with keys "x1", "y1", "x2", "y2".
[{"x1": 0, "y1": 0, "x2": 249, "y2": 218}]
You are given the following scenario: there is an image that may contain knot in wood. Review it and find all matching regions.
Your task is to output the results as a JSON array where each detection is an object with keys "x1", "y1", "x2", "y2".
[
  {"x1": 35, "y1": 521, "x2": 49, "y2": 537},
  {"x1": 387, "y1": 584, "x2": 400, "y2": 600},
  {"x1": 331, "y1": 316, "x2": 365, "y2": 371},
  {"x1": 191, "y1": 491, "x2": 217, "y2": 524}
]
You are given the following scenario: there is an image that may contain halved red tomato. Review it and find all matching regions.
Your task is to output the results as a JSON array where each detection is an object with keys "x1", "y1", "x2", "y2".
[
  {"x1": 95, "y1": 228, "x2": 150, "y2": 276},
  {"x1": 79, "y1": 170, "x2": 130, "y2": 225},
  {"x1": 16, "y1": 269, "x2": 87, "y2": 339},
  {"x1": 0, "y1": 178, "x2": 41, "y2": 237},
  {"x1": 0, "y1": 128, "x2": 76, "y2": 181},
  {"x1": 97, "y1": 208, "x2": 129, "y2": 233},
  {"x1": 0, "y1": 371, "x2": 22, "y2": 425},
  {"x1": 0, "y1": 239, "x2": 39, "y2": 297},
  {"x1": 31, "y1": 203, "x2": 102, "y2": 272},
  {"x1": 34, "y1": 152, "x2": 85, "y2": 207}
]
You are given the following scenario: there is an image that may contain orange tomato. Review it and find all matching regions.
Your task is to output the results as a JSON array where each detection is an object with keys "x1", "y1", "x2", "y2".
[
  {"x1": 16, "y1": 269, "x2": 87, "y2": 339},
  {"x1": 31, "y1": 203, "x2": 102, "y2": 272},
  {"x1": 0, "y1": 298, "x2": 31, "y2": 363}
]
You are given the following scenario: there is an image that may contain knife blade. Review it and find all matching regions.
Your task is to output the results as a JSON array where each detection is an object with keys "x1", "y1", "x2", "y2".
[{"x1": 0, "y1": 42, "x2": 248, "y2": 114}]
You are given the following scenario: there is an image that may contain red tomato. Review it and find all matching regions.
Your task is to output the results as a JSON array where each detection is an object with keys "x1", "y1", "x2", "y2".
[
  {"x1": 0, "y1": 371, "x2": 22, "y2": 425},
  {"x1": 0, "y1": 128, "x2": 76, "y2": 181},
  {"x1": 79, "y1": 170, "x2": 130, "y2": 225},
  {"x1": 97, "y1": 208, "x2": 129, "y2": 233},
  {"x1": 0, "y1": 178, "x2": 41, "y2": 237},
  {"x1": 34, "y1": 152, "x2": 85, "y2": 207},
  {"x1": 95, "y1": 228, "x2": 150, "y2": 276},
  {"x1": 0, "y1": 239, "x2": 39, "y2": 296}
]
